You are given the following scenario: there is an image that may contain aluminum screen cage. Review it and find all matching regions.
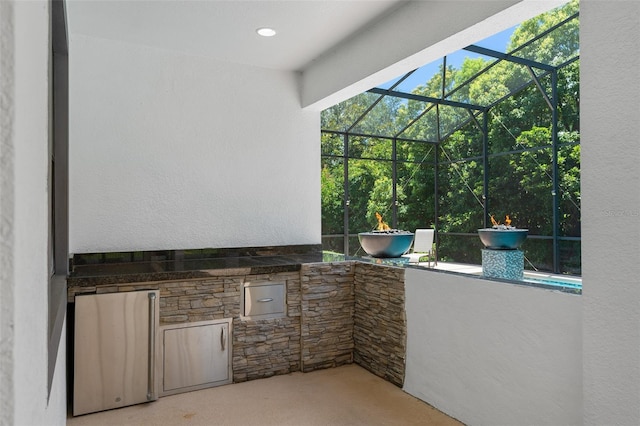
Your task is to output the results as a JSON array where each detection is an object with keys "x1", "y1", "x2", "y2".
[{"x1": 321, "y1": 3, "x2": 580, "y2": 274}]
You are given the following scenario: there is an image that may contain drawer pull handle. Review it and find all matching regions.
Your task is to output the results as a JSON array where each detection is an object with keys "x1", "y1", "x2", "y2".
[{"x1": 257, "y1": 298, "x2": 273, "y2": 303}]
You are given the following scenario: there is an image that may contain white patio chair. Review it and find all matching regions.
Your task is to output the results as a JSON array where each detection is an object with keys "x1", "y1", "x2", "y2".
[{"x1": 402, "y1": 229, "x2": 436, "y2": 267}]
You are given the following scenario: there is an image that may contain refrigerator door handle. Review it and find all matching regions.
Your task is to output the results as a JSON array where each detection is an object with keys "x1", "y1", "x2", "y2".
[
  {"x1": 220, "y1": 326, "x2": 226, "y2": 351},
  {"x1": 147, "y1": 292, "x2": 157, "y2": 401}
]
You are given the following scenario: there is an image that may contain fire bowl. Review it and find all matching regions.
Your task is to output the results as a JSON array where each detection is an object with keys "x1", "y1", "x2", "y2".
[
  {"x1": 478, "y1": 228, "x2": 528, "y2": 250},
  {"x1": 358, "y1": 231, "x2": 414, "y2": 258}
]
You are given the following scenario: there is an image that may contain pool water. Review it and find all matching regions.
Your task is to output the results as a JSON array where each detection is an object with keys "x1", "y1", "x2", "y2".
[{"x1": 523, "y1": 273, "x2": 582, "y2": 290}]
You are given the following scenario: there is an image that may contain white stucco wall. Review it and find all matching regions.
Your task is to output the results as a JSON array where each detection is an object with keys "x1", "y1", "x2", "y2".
[
  {"x1": 69, "y1": 35, "x2": 320, "y2": 253},
  {"x1": 581, "y1": 1, "x2": 640, "y2": 425},
  {"x1": 404, "y1": 269, "x2": 582, "y2": 425},
  {"x1": 0, "y1": 1, "x2": 67, "y2": 425}
]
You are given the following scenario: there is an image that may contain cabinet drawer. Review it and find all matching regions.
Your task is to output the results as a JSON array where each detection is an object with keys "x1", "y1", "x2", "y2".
[{"x1": 242, "y1": 282, "x2": 286, "y2": 319}]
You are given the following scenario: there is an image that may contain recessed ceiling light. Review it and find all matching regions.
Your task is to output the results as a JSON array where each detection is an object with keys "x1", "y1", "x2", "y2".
[{"x1": 256, "y1": 27, "x2": 277, "y2": 37}]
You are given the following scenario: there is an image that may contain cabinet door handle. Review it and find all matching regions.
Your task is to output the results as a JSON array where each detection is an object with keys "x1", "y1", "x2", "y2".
[
  {"x1": 147, "y1": 292, "x2": 157, "y2": 401},
  {"x1": 220, "y1": 327, "x2": 226, "y2": 351},
  {"x1": 257, "y1": 298, "x2": 273, "y2": 303}
]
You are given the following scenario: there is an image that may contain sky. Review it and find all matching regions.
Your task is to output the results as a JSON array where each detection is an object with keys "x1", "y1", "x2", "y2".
[{"x1": 377, "y1": 25, "x2": 517, "y2": 92}]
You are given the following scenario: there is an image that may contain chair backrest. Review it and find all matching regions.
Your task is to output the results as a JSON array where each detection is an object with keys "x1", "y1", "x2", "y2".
[{"x1": 413, "y1": 229, "x2": 434, "y2": 253}]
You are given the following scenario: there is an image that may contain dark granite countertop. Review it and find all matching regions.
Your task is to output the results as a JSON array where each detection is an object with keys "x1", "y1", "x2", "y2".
[
  {"x1": 67, "y1": 245, "x2": 324, "y2": 287},
  {"x1": 66, "y1": 244, "x2": 416, "y2": 288}
]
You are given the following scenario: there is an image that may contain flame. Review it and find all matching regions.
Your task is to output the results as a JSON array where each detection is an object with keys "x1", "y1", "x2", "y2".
[
  {"x1": 375, "y1": 212, "x2": 391, "y2": 231},
  {"x1": 490, "y1": 214, "x2": 513, "y2": 227}
]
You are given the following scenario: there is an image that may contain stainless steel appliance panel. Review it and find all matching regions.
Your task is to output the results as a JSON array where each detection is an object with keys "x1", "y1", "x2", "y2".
[
  {"x1": 73, "y1": 290, "x2": 159, "y2": 416},
  {"x1": 242, "y1": 282, "x2": 285, "y2": 319},
  {"x1": 162, "y1": 320, "x2": 231, "y2": 394}
]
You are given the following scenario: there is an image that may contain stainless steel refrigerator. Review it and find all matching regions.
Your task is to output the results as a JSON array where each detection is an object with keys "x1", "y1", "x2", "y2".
[{"x1": 73, "y1": 290, "x2": 160, "y2": 416}]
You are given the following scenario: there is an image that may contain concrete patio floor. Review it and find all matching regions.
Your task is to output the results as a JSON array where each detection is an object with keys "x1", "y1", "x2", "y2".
[{"x1": 67, "y1": 364, "x2": 464, "y2": 426}]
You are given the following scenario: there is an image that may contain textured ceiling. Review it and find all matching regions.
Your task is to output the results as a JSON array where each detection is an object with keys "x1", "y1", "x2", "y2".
[{"x1": 66, "y1": 0, "x2": 405, "y2": 71}]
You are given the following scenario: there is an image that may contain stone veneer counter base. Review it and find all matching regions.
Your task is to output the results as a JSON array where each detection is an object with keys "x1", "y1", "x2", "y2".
[{"x1": 67, "y1": 248, "x2": 407, "y2": 390}]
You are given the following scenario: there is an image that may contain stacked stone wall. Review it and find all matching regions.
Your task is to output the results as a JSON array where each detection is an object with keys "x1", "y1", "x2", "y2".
[
  {"x1": 232, "y1": 272, "x2": 302, "y2": 382},
  {"x1": 353, "y1": 262, "x2": 406, "y2": 387},
  {"x1": 68, "y1": 260, "x2": 408, "y2": 387},
  {"x1": 158, "y1": 277, "x2": 242, "y2": 324},
  {"x1": 300, "y1": 262, "x2": 355, "y2": 372}
]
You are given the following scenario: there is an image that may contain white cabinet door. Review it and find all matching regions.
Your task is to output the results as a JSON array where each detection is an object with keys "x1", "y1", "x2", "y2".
[{"x1": 162, "y1": 319, "x2": 231, "y2": 395}]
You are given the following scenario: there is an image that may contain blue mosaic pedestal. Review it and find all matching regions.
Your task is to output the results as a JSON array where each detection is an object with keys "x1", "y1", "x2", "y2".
[{"x1": 482, "y1": 249, "x2": 524, "y2": 281}]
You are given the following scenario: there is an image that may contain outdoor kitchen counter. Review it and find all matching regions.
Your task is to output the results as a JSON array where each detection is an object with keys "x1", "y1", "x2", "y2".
[
  {"x1": 65, "y1": 245, "x2": 416, "y2": 304},
  {"x1": 66, "y1": 246, "x2": 408, "y2": 390}
]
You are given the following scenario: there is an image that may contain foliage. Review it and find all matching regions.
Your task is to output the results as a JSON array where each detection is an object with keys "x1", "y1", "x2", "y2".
[
  {"x1": 321, "y1": 162, "x2": 343, "y2": 234},
  {"x1": 320, "y1": 0, "x2": 580, "y2": 272}
]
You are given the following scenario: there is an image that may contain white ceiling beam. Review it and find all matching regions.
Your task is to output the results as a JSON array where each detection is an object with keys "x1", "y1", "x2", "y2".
[{"x1": 300, "y1": 0, "x2": 569, "y2": 111}]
